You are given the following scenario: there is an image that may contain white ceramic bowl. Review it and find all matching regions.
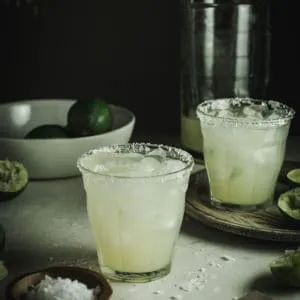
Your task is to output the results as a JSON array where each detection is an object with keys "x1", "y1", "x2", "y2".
[{"x1": 0, "y1": 99, "x2": 135, "y2": 179}]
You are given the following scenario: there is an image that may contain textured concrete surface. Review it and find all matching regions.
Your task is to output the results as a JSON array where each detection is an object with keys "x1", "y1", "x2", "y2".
[{"x1": 1, "y1": 137, "x2": 300, "y2": 299}]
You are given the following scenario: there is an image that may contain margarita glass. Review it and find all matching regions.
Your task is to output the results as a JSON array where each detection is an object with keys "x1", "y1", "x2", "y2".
[
  {"x1": 197, "y1": 98, "x2": 295, "y2": 210},
  {"x1": 77, "y1": 143, "x2": 194, "y2": 282}
]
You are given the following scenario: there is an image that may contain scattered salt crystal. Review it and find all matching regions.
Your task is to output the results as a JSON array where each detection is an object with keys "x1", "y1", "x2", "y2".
[
  {"x1": 220, "y1": 255, "x2": 236, "y2": 262},
  {"x1": 208, "y1": 262, "x2": 222, "y2": 268},
  {"x1": 178, "y1": 282, "x2": 193, "y2": 292},
  {"x1": 170, "y1": 295, "x2": 182, "y2": 300},
  {"x1": 26, "y1": 275, "x2": 100, "y2": 300},
  {"x1": 153, "y1": 290, "x2": 164, "y2": 295},
  {"x1": 190, "y1": 277, "x2": 206, "y2": 290},
  {"x1": 128, "y1": 284, "x2": 138, "y2": 293},
  {"x1": 198, "y1": 267, "x2": 206, "y2": 272}
]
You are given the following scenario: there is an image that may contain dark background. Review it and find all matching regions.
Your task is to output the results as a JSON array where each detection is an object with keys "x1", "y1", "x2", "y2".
[{"x1": 0, "y1": 0, "x2": 298, "y2": 136}]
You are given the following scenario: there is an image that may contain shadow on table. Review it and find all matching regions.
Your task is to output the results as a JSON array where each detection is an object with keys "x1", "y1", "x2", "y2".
[
  {"x1": 245, "y1": 272, "x2": 300, "y2": 299},
  {"x1": 180, "y1": 217, "x2": 296, "y2": 254},
  {"x1": 1, "y1": 243, "x2": 98, "y2": 285},
  {"x1": 0, "y1": 242, "x2": 101, "y2": 298}
]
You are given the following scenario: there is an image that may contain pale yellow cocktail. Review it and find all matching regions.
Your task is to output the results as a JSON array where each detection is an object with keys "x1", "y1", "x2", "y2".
[
  {"x1": 77, "y1": 143, "x2": 194, "y2": 282},
  {"x1": 197, "y1": 98, "x2": 295, "y2": 210}
]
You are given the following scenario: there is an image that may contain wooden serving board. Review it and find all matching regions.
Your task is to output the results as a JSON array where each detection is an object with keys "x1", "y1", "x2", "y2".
[{"x1": 185, "y1": 161, "x2": 300, "y2": 243}]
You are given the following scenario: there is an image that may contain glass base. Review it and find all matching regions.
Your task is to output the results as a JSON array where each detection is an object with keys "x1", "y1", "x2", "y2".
[
  {"x1": 210, "y1": 196, "x2": 272, "y2": 212},
  {"x1": 101, "y1": 263, "x2": 171, "y2": 283}
]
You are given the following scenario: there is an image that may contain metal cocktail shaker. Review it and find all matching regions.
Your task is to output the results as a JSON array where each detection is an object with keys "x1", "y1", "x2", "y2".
[{"x1": 180, "y1": 0, "x2": 271, "y2": 157}]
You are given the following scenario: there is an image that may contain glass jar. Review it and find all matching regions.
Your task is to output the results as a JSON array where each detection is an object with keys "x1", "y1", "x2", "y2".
[{"x1": 180, "y1": 0, "x2": 271, "y2": 157}]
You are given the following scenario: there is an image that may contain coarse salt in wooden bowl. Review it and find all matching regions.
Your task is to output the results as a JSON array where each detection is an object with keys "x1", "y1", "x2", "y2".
[{"x1": 6, "y1": 266, "x2": 112, "y2": 300}]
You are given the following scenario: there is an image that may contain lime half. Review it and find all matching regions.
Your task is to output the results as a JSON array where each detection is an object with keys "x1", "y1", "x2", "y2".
[
  {"x1": 278, "y1": 188, "x2": 300, "y2": 222},
  {"x1": 287, "y1": 169, "x2": 300, "y2": 185},
  {"x1": 0, "y1": 262, "x2": 7, "y2": 280},
  {"x1": 270, "y1": 249, "x2": 300, "y2": 287},
  {"x1": 0, "y1": 160, "x2": 29, "y2": 201}
]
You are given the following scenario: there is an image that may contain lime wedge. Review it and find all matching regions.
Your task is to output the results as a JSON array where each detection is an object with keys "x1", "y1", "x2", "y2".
[
  {"x1": 0, "y1": 262, "x2": 7, "y2": 280},
  {"x1": 287, "y1": 169, "x2": 300, "y2": 185},
  {"x1": 270, "y1": 248, "x2": 300, "y2": 287},
  {"x1": 277, "y1": 188, "x2": 300, "y2": 222}
]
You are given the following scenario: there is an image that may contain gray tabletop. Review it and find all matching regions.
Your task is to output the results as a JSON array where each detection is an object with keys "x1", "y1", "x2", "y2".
[{"x1": 1, "y1": 137, "x2": 300, "y2": 300}]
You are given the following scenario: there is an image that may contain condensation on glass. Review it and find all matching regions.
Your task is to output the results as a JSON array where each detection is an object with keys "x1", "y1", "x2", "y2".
[{"x1": 180, "y1": 0, "x2": 271, "y2": 155}]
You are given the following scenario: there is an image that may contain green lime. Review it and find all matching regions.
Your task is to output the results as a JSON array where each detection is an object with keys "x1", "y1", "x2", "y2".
[
  {"x1": 287, "y1": 169, "x2": 300, "y2": 185},
  {"x1": 25, "y1": 124, "x2": 69, "y2": 139},
  {"x1": 0, "y1": 160, "x2": 29, "y2": 201},
  {"x1": 0, "y1": 262, "x2": 7, "y2": 280},
  {"x1": 277, "y1": 188, "x2": 300, "y2": 222},
  {"x1": 67, "y1": 99, "x2": 113, "y2": 137},
  {"x1": 270, "y1": 248, "x2": 300, "y2": 287}
]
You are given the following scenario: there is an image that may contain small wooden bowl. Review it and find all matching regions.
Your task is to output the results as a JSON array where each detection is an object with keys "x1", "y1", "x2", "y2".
[{"x1": 6, "y1": 266, "x2": 112, "y2": 300}]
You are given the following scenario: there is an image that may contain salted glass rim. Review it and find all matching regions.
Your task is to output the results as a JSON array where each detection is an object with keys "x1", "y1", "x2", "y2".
[
  {"x1": 77, "y1": 143, "x2": 194, "y2": 179},
  {"x1": 196, "y1": 98, "x2": 295, "y2": 126}
]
